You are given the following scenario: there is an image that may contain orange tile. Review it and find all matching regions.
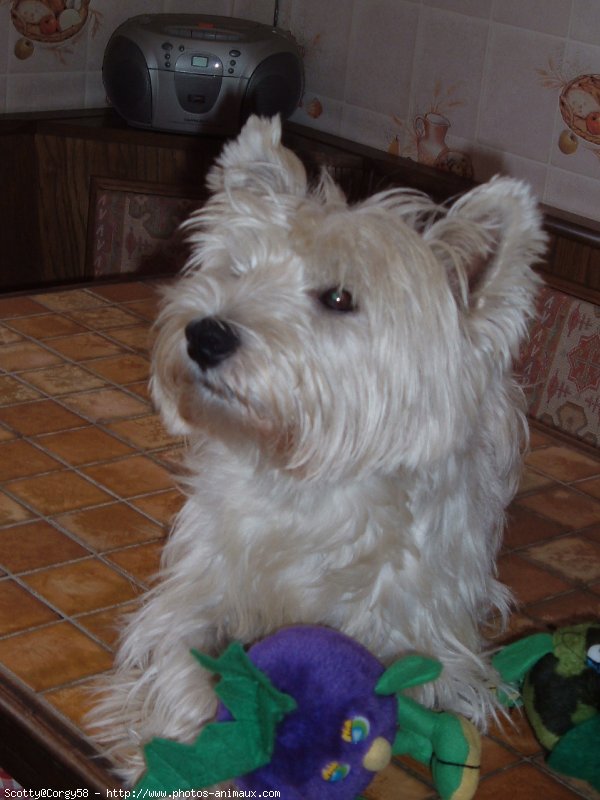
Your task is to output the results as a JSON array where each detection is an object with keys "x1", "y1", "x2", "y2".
[
  {"x1": 61, "y1": 388, "x2": 150, "y2": 422},
  {"x1": 529, "y1": 429, "x2": 555, "y2": 449},
  {"x1": 0, "y1": 375, "x2": 41, "y2": 405},
  {"x1": 130, "y1": 489, "x2": 184, "y2": 526},
  {"x1": 525, "y1": 589, "x2": 600, "y2": 626},
  {"x1": 107, "y1": 414, "x2": 181, "y2": 450},
  {"x1": 124, "y1": 297, "x2": 161, "y2": 321},
  {"x1": 524, "y1": 535, "x2": 600, "y2": 583},
  {"x1": 525, "y1": 445, "x2": 600, "y2": 482},
  {"x1": 0, "y1": 341, "x2": 63, "y2": 372},
  {"x1": 33, "y1": 289, "x2": 110, "y2": 312},
  {"x1": 8, "y1": 313, "x2": 88, "y2": 340},
  {"x1": 0, "y1": 326, "x2": 23, "y2": 344},
  {"x1": 76, "y1": 602, "x2": 138, "y2": 649},
  {"x1": 86, "y1": 353, "x2": 151, "y2": 384},
  {"x1": 0, "y1": 296, "x2": 47, "y2": 318},
  {"x1": 0, "y1": 579, "x2": 59, "y2": 634},
  {"x1": 127, "y1": 381, "x2": 151, "y2": 401},
  {"x1": 0, "y1": 440, "x2": 63, "y2": 481},
  {"x1": 107, "y1": 541, "x2": 163, "y2": 585},
  {"x1": 65, "y1": 307, "x2": 141, "y2": 330},
  {"x1": 23, "y1": 363, "x2": 106, "y2": 396},
  {"x1": 575, "y1": 475, "x2": 600, "y2": 501},
  {"x1": 0, "y1": 491, "x2": 33, "y2": 525},
  {"x1": 479, "y1": 735, "x2": 520, "y2": 775},
  {"x1": 0, "y1": 399, "x2": 86, "y2": 435},
  {"x1": 362, "y1": 765, "x2": 431, "y2": 800},
  {"x1": 488, "y1": 709, "x2": 543, "y2": 757},
  {"x1": 476, "y1": 763, "x2": 579, "y2": 799},
  {"x1": 516, "y1": 487, "x2": 600, "y2": 529},
  {"x1": 0, "y1": 424, "x2": 15, "y2": 441},
  {"x1": 7, "y1": 470, "x2": 113, "y2": 515},
  {"x1": 56, "y1": 503, "x2": 165, "y2": 551},
  {"x1": 44, "y1": 682, "x2": 97, "y2": 731},
  {"x1": 503, "y1": 505, "x2": 567, "y2": 550},
  {"x1": 517, "y1": 467, "x2": 554, "y2": 496},
  {"x1": 47, "y1": 333, "x2": 124, "y2": 362},
  {"x1": 497, "y1": 553, "x2": 572, "y2": 605},
  {"x1": 83, "y1": 455, "x2": 173, "y2": 498},
  {"x1": 0, "y1": 520, "x2": 88, "y2": 573},
  {"x1": 22, "y1": 558, "x2": 141, "y2": 616},
  {"x1": 35, "y1": 426, "x2": 134, "y2": 466},
  {"x1": 89, "y1": 282, "x2": 157, "y2": 303},
  {"x1": 0, "y1": 621, "x2": 113, "y2": 691},
  {"x1": 105, "y1": 324, "x2": 153, "y2": 352}
]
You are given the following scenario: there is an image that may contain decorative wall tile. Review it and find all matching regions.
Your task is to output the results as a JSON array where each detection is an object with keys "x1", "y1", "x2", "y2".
[
  {"x1": 6, "y1": 71, "x2": 87, "y2": 112},
  {"x1": 492, "y1": 0, "x2": 572, "y2": 37},
  {"x1": 570, "y1": 0, "x2": 600, "y2": 46},
  {"x1": 422, "y1": 0, "x2": 493, "y2": 18},
  {"x1": 345, "y1": 0, "x2": 419, "y2": 117},
  {"x1": 478, "y1": 25, "x2": 566, "y2": 162},
  {"x1": 544, "y1": 166, "x2": 600, "y2": 219}
]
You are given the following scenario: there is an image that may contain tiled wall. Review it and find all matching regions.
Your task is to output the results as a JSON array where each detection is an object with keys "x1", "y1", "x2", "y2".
[{"x1": 2, "y1": 0, "x2": 600, "y2": 222}]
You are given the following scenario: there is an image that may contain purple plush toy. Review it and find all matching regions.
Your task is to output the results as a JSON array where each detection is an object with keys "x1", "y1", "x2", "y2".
[{"x1": 136, "y1": 625, "x2": 481, "y2": 800}]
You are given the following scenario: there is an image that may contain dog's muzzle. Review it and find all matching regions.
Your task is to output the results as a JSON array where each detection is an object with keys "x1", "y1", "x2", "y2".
[{"x1": 185, "y1": 317, "x2": 240, "y2": 371}]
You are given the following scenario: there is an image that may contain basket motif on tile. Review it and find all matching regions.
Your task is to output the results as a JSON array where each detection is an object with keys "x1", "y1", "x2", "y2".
[{"x1": 518, "y1": 285, "x2": 600, "y2": 447}]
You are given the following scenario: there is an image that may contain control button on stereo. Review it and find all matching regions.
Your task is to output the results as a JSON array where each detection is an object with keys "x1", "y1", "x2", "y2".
[{"x1": 229, "y1": 49, "x2": 241, "y2": 57}]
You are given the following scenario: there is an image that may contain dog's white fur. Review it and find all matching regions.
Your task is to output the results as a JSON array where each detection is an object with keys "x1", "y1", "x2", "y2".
[{"x1": 92, "y1": 116, "x2": 546, "y2": 782}]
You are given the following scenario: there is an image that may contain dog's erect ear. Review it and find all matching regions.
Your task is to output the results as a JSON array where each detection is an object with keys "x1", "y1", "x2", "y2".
[
  {"x1": 207, "y1": 115, "x2": 307, "y2": 199},
  {"x1": 426, "y1": 177, "x2": 546, "y2": 356}
]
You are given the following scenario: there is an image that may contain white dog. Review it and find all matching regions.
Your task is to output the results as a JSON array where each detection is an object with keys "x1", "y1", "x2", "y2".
[{"x1": 92, "y1": 116, "x2": 546, "y2": 782}]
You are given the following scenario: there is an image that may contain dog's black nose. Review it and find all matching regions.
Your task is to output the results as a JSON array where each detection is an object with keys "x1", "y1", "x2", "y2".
[{"x1": 185, "y1": 317, "x2": 240, "y2": 370}]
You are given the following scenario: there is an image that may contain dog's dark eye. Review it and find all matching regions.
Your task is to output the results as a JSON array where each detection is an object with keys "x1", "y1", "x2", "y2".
[{"x1": 319, "y1": 288, "x2": 356, "y2": 312}]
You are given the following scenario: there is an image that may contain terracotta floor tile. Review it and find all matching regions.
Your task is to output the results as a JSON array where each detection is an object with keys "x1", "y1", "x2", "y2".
[
  {"x1": 76, "y1": 602, "x2": 138, "y2": 649},
  {"x1": 0, "y1": 399, "x2": 86, "y2": 435},
  {"x1": 529, "y1": 428, "x2": 555, "y2": 448},
  {"x1": 503, "y1": 505, "x2": 567, "y2": 549},
  {"x1": 35, "y1": 426, "x2": 134, "y2": 466},
  {"x1": 0, "y1": 297, "x2": 47, "y2": 318},
  {"x1": 0, "y1": 520, "x2": 87, "y2": 573},
  {"x1": 525, "y1": 589, "x2": 600, "y2": 625},
  {"x1": 524, "y1": 535, "x2": 600, "y2": 583},
  {"x1": 0, "y1": 621, "x2": 112, "y2": 691},
  {"x1": 124, "y1": 297, "x2": 161, "y2": 320},
  {"x1": 516, "y1": 486, "x2": 600, "y2": 529},
  {"x1": 23, "y1": 363, "x2": 106, "y2": 396},
  {"x1": 0, "y1": 440, "x2": 62, "y2": 481},
  {"x1": 0, "y1": 579, "x2": 59, "y2": 635},
  {"x1": 65, "y1": 307, "x2": 141, "y2": 330},
  {"x1": 107, "y1": 414, "x2": 181, "y2": 450},
  {"x1": 517, "y1": 467, "x2": 554, "y2": 495},
  {"x1": 61, "y1": 388, "x2": 150, "y2": 422},
  {"x1": 89, "y1": 282, "x2": 157, "y2": 303},
  {"x1": 47, "y1": 333, "x2": 124, "y2": 362},
  {"x1": 22, "y1": 558, "x2": 141, "y2": 616},
  {"x1": 44, "y1": 682, "x2": 96, "y2": 730},
  {"x1": 0, "y1": 425, "x2": 15, "y2": 441},
  {"x1": 582, "y1": 523, "x2": 600, "y2": 543},
  {"x1": 130, "y1": 489, "x2": 184, "y2": 526},
  {"x1": 0, "y1": 491, "x2": 33, "y2": 526},
  {"x1": 364, "y1": 761, "x2": 433, "y2": 800},
  {"x1": 488, "y1": 709, "x2": 543, "y2": 757},
  {"x1": 0, "y1": 326, "x2": 23, "y2": 344},
  {"x1": 104, "y1": 324, "x2": 153, "y2": 352},
  {"x1": 497, "y1": 553, "x2": 573, "y2": 605},
  {"x1": 0, "y1": 341, "x2": 63, "y2": 372},
  {"x1": 56, "y1": 503, "x2": 165, "y2": 551},
  {"x1": 83, "y1": 455, "x2": 174, "y2": 498},
  {"x1": 0, "y1": 375, "x2": 41, "y2": 405},
  {"x1": 525, "y1": 445, "x2": 600, "y2": 482},
  {"x1": 479, "y1": 735, "x2": 520, "y2": 775},
  {"x1": 33, "y1": 290, "x2": 110, "y2": 312},
  {"x1": 8, "y1": 313, "x2": 88, "y2": 340},
  {"x1": 575, "y1": 475, "x2": 600, "y2": 500},
  {"x1": 7, "y1": 470, "x2": 113, "y2": 515},
  {"x1": 86, "y1": 353, "x2": 151, "y2": 384},
  {"x1": 107, "y1": 541, "x2": 163, "y2": 585},
  {"x1": 476, "y1": 763, "x2": 581, "y2": 799},
  {"x1": 127, "y1": 381, "x2": 151, "y2": 401}
]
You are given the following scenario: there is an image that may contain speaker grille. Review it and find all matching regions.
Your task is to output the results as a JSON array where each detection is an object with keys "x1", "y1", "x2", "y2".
[
  {"x1": 103, "y1": 35, "x2": 152, "y2": 125},
  {"x1": 243, "y1": 52, "x2": 303, "y2": 122}
]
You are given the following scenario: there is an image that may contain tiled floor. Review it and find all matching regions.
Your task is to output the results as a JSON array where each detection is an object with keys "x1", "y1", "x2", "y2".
[{"x1": 0, "y1": 281, "x2": 599, "y2": 798}]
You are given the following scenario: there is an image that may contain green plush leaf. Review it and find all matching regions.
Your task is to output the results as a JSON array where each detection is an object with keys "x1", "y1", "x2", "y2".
[
  {"x1": 135, "y1": 642, "x2": 297, "y2": 793},
  {"x1": 492, "y1": 633, "x2": 553, "y2": 685},
  {"x1": 376, "y1": 654, "x2": 442, "y2": 696}
]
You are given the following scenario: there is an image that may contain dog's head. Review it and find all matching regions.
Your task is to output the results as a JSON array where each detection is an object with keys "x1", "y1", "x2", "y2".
[{"x1": 152, "y1": 116, "x2": 546, "y2": 480}]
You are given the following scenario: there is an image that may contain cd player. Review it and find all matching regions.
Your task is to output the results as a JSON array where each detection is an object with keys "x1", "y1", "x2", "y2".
[{"x1": 103, "y1": 14, "x2": 304, "y2": 135}]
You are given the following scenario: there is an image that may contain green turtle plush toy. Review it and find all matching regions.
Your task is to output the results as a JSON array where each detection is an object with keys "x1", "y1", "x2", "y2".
[{"x1": 492, "y1": 621, "x2": 600, "y2": 791}]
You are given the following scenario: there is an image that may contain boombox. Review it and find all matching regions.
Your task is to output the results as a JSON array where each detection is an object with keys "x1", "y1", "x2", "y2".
[{"x1": 102, "y1": 14, "x2": 304, "y2": 135}]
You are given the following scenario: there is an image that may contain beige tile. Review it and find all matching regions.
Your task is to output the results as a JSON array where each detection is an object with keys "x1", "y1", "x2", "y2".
[
  {"x1": 61, "y1": 388, "x2": 150, "y2": 422},
  {"x1": 33, "y1": 290, "x2": 110, "y2": 312},
  {"x1": 0, "y1": 341, "x2": 62, "y2": 372},
  {"x1": 0, "y1": 376, "x2": 41, "y2": 405},
  {"x1": 23, "y1": 364, "x2": 106, "y2": 396},
  {"x1": 525, "y1": 445, "x2": 600, "y2": 482},
  {"x1": 107, "y1": 414, "x2": 181, "y2": 450},
  {"x1": 524, "y1": 535, "x2": 600, "y2": 583}
]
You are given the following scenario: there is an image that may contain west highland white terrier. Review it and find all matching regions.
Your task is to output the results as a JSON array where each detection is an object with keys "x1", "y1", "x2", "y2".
[{"x1": 92, "y1": 116, "x2": 546, "y2": 782}]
